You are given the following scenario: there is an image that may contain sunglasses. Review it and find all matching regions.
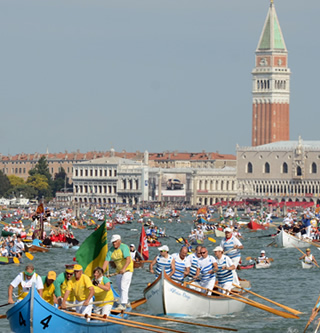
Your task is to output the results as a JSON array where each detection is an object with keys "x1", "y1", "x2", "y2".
[
  {"x1": 200, "y1": 251, "x2": 207, "y2": 254},
  {"x1": 160, "y1": 250, "x2": 167, "y2": 253}
]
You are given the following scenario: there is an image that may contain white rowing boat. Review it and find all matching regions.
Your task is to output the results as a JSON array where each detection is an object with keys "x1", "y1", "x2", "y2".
[
  {"x1": 274, "y1": 230, "x2": 312, "y2": 248},
  {"x1": 301, "y1": 261, "x2": 315, "y2": 269},
  {"x1": 144, "y1": 272, "x2": 250, "y2": 316},
  {"x1": 214, "y1": 229, "x2": 225, "y2": 237},
  {"x1": 255, "y1": 262, "x2": 271, "y2": 269}
]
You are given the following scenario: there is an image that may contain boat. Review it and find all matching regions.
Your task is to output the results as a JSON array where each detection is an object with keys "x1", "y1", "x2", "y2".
[
  {"x1": 26, "y1": 244, "x2": 49, "y2": 253},
  {"x1": 215, "y1": 229, "x2": 225, "y2": 237},
  {"x1": 147, "y1": 241, "x2": 161, "y2": 247},
  {"x1": 274, "y1": 230, "x2": 311, "y2": 248},
  {"x1": 133, "y1": 261, "x2": 144, "y2": 269},
  {"x1": 190, "y1": 239, "x2": 204, "y2": 246},
  {"x1": 0, "y1": 256, "x2": 20, "y2": 265},
  {"x1": 301, "y1": 261, "x2": 315, "y2": 269},
  {"x1": 238, "y1": 263, "x2": 254, "y2": 270},
  {"x1": 6, "y1": 284, "x2": 125, "y2": 333},
  {"x1": 144, "y1": 271, "x2": 250, "y2": 316},
  {"x1": 255, "y1": 262, "x2": 271, "y2": 269},
  {"x1": 247, "y1": 221, "x2": 269, "y2": 230}
]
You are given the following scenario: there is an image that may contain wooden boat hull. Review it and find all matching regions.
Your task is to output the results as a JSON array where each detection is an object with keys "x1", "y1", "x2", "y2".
[
  {"x1": 247, "y1": 221, "x2": 269, "y2": 230},
  {"x1": 144, "y1": 272, "x2": 249, "y2": 316},
  {"x1": 27, "y1": 245, "x2": 49, "y2": 253},
  {"x1": 274, "y1": 230, "x2": 310, "y2": 248},
  {"x1": 6, "y1": 285, "x2": 124, "y2": 333},
  {"x1": 134, "y1": 261, "x2": 144, "y2": 269},
  {"x1": 302, "y1": 261, "x2": 315, "y2": 269}
]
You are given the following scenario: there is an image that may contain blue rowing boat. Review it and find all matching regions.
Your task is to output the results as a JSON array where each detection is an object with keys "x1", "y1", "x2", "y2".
[{"x1": 6, "y1": 284, "x2": 125, "y2": 333}]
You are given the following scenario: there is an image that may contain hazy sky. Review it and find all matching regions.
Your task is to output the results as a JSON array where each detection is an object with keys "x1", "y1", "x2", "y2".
[{"x1": 1, "y1": 0, "x2": 319, "y2": 156}]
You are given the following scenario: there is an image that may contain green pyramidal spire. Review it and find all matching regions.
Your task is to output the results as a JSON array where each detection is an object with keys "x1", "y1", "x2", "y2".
[{"x1": 257, "y1": 1, "x2": 287, "y2": 51}]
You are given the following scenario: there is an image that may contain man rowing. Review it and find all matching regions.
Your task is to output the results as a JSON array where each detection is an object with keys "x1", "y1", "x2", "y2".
[
  {"x1": 187, "y1": 245, "x2": 202, "y2": 278},
  {"x1": 42, "y1": 271, "x2": 58, "y2": 305},
  {"x1": 8, "y1": 264, "x2": 43, "y2": 303},
  {"x1": 255, "y1": 250, "x2": 270, "y2": 264},
  {"x1": 299, "y1": 248, "x2": 318, "y2": 266},
  {"x1": 92, "y1": 266, "x2": 114, "y2": 316},
  {"x1": 149, "y1": 245, "x2": 175, "y2": 278},
  {"x1": 61, "y1": 264, "x2": 95, "y2": 316},
  {"x1": 102, "y1": 234, "x2": 133, "y2": 311},
  {"x1": 55, "y1": 264, "x2": 76, "y2": 306},
  {"x1": 171, "y1": 246, "x2": 191, "y2": 282}
]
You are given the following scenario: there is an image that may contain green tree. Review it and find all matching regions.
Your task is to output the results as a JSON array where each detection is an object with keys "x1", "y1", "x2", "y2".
[
  {"x1": 8, "y1": 175, "x2": 25, "y2": 187},
  {"x1": 26, "y1": 174, "x2": 50, "y2": 199},
  {"x1": 0, "y1": 170, "x2": 11, "y2": 196},
  {"x1": 52, "y1": 167, "x2": 72, "y2": 196},
  {"x1": 5, "y1": 184, "x2": 37, "y2": 199}
]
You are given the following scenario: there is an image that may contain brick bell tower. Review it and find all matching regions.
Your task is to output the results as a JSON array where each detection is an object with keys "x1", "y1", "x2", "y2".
[{"x1": 252, "y1": 0, "x2": 290, "y2": 146}]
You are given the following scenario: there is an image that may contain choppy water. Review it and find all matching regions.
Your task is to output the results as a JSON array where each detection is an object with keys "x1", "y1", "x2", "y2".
[{"x1": 0, "y1": 211, "x2": 319, "y2": 333}]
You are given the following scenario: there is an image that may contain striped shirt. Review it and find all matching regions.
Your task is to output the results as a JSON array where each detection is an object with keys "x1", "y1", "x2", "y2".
[
  {"x1": 220, "y1": 236, "x2": 242, "y2": 259},
  {"x1": 187, "y1": 253, "x2": 200, "y2": 277},
  {"x1": 197, "y1": 255, "x2": 217, "y2": 281},
  {"x1": 155, "y1": 254, "x2": 174, "y2": 277},
  {"x1": 171, "y1": 253, "x2": 191, "y2": 281},
  {"x1": 216, "y1": 255, "x2": 233, "y2": 285}
]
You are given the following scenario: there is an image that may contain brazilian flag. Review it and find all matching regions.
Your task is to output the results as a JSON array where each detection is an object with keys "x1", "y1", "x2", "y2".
[{"x1": 75, "y1": 221, "x2": 108, "y2": 278}]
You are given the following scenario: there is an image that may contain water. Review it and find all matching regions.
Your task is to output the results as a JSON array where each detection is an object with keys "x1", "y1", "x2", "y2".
[{"x1": 1, "y1": 212, "x2": 319, "y2": 332}]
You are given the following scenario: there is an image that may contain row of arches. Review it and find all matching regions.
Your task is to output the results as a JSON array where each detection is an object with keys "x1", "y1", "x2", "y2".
[
  {"x1": 197, "y1": 179, "x2": 236, "y2": 192},
  {"x1": 74, "y1": 168, "x2": 117, "y2": 178},
  {"x1": 74, "y1": 197, "x2": 117, "y2": 204},
  {"x1": 246, "y1": 162, "x2": 317, "y2": 175}
]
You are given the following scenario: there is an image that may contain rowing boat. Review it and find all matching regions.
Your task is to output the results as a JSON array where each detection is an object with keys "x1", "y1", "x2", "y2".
[
  {"x1": 247, "y1": 221, "x2": 269, "y2": 230},
  {"x1": 274, "y1": 230, "x2": 311, "y2": 248},
  {"x1": 301, "y1": 261, "x2": 315, "y2": 269},
  {"x1": 0, "y1": 256, "x2": 20, "y2": 265},
  {"x1": 26, "y1": 244, "x2": 49, "y2": 253},
  {"x1": 6, "y1": 284, "x2": 126, "y2": 333},
  {"x1": 144, "y1": 271, "x2": 250, "y2": 316},
  {"x1": 214, "y1": 229, "x2": 225, "y2": 237},
  {"x1": 255, "y1": 262, "x2": 271, "y2": 269}
]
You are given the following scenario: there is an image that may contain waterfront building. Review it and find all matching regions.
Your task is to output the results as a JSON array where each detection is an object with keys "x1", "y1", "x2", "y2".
[
  {"x1": 252, "y1": 0, "x2": 290, "y2": 146},
  {"x1": 237, "y1": 137, "x2": 320, "y2": 204}
]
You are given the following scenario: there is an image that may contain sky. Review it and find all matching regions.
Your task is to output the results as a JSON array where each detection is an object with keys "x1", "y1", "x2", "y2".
[{"x1": 1, "y1": 0, "x2": 320, "y2": 156}]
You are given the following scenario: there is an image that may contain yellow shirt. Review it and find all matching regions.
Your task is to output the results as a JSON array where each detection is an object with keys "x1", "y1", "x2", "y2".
[
  {"x1": 43, "y1": 281, "x2": 56, "y2": 305},
  {"x1": 60, "y1": 279, "x2": 75, "y2": 302},
  {"x1": 106, "y1": 244, "x2": 134, "y2": 273},
  {"x1": 93, "y1": 276, "x2": 114, "y2": 307},
  {"x1": 66, "y1": 274, "x2": 94, "y2": 302}
]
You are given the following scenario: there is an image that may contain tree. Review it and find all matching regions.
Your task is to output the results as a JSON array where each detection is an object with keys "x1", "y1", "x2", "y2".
[
  {"x1": 8, "y1": 175, "x2": 25, "y2": 187},
  {"x1": 0, "y1": 170, "x2": 11, "y2": 196},
  {"x1": 5, "y1": 184, "x2": 37, "y2": 199},
  {"x1": 26, "y1": 174, "x2": 51, "y2": 199},
  {"x1": 52, "y1": 167, "x2": 70, "y2": 196}
]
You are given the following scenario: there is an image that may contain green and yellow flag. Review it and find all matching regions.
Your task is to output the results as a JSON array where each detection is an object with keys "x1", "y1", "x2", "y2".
[{"x1": 75, "y1": 221, "x2": 108, "y2": 278}]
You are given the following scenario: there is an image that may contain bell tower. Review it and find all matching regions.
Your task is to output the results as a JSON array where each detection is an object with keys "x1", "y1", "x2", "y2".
[{"x1": 252, "y1": 0, "x2": 290, "y2": 146}]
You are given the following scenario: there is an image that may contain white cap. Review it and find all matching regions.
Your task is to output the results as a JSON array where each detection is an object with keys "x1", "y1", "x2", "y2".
[
  {"x1": 130, "y1": 244, "x2": 135, "y2": 248},
  {"x1": 213, "y1": 246, "x2": 224, "y2": 252},
  {"x1": 158, "y1": 245, "x2": 169, "y2": 252},
  {"x1": 224, "y1": 227, "x2": 232, "y2": 233},
  {"x1": 261, "y1": 250, "x2": 265, "y2": 253},
  {"x1": 111, "y1": 234, "x2": 121, "y2": 243}
]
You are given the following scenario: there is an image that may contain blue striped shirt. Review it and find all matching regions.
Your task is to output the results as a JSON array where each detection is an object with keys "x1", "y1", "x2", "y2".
[
  {"x1": 155, "y1": 254, "x2": 174, "y2": 277},
  {"x1": 171, "y1": 253, "x2": 191, "y2": 281},
  {"x1": 220, "y1": 236, "x2": 242, "y2": 259},
  {"x1": 197, "y1": 255, "x2": 217, "y2": 281},
  {"x1": 216, "y1": 255, "x2": 233, "y2": 284},
  {"x1": 187, "y1": 253, "x2": 200, "y2": 277}
]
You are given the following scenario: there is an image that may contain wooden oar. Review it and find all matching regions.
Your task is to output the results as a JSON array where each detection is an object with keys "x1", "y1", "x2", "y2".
[
  {"x1": 245, "y1": 256, "x2": 274, "y2": 262},
  {"x1": 131, "y1": 297, "x2": 147, "y2": 309},
  {"x1": 63, "y1": 311, "x2": 177, "y2": 333},
  {"x1": 0, "y1": 314, "x2": 6, "y2": 319},
  {"x1": 186, "y1": 282, "x2": 299, "y2": 319},
  {"x1": 13, "y1": 257, "x2": 20, "y2": 264},
  {"x1": 91, "y1": 313, "x2": 188, "y2": 333},
  {"x1": 140, "y1": 260, "x2": 152, "y2": 263},
  {"x1": 293, "y1": 245, "x2": 320, "y2": 268},
  {"x1": 25, "y1": 252, "x2": 34, "y2": 260},
  {"x1": 208, "y1": 237, "x2": 216, "y2": 243},
  {"x1": 111, "y1": 309, "x2": 238, "y2": 331},
  {"x1": 232, "y1": 283, "x2": 302, "y2": 315},
  {"x1": 0, "y1": 303, "x2": 10, "y2": 308},
  {"x1": 303, "y1": 294, "x2": 320, "y2": 332}
]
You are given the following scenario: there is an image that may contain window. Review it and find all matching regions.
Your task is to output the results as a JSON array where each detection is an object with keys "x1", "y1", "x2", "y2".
[
  {"x1": 312, "y1": 162, "x2": 317, "y2": 174},
  {"x1": 297, "y1": 166, "x2": 302, "y2": 176},
  {"x1": 247, "y1": 162, "x2": 253, "y2": 173},
  {"x1": 264, "y1": 162, "x2": 270, "y2": 174},
  {"x1": 282, "y1": 162, "x2": 288, "y2": 174}
]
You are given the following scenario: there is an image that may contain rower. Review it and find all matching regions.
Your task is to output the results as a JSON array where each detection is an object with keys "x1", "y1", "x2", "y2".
[
  {"x1": 102, "y1": 234, "x2": 134, "y2": 311},
  {"x1": 255, "y1": 250, "x2": 270, "y2": 264},
  {"x1": 299, "y1": 248, "x2": 318, "y2": 266},
  {"x1": 42, "y1": 271, "x2": 58, "y2": 305},
  {"x1": 213, "y1": 246, "x2": 235, "y2": 295},
  {"x1": 149, "y1": 245, "x2": 175, "y2": 278},
  {"x1": 6, "y1": 240, "x2": 17, "y2": 258},
  {"x1": 194, "y1": 246, "x2": 218, "y2": 295},
  {"x1": 171, "y1": 246, "x2": 191, "y2": 282},
  {"x1": 187, "y1": 245, "x2": 202, "y2": 278},
  {"x1": 92, "y1": 266, "x2": 114, "y2": 316},
  {"x1": 129, "y1": 244, "x2": 143, "y2": 262},
  {"x1": 61, "y1": 264, "x2": 95, "y2": 316},
  {"x1": 55, "y1": 264, "x2": 76, "y2": 306},
  {"x1": 8, "y1": 264, "x2": 43, "y2": 303},
  {"x1": 14, "y1": 235, "x2": 25, "y2": 259}
]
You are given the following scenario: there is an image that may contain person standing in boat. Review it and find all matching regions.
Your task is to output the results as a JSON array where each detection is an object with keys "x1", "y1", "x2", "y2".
[
  {"x1": 129, "y1": 244, "x2": 143, "y2": 262},
  {"x1": 255, "y1": 250, "x2": 270, "y2": 264},
  {"x1": 15, "y1": 235, "x2": 25, "y2": 259},
  {"x1": 299, "y1": 248, "x2": 318, "y2": 266},
  {"x1": 220, "y1": 227, "x2": 243, "y2": 285},
  {"x1": 61, "y1": 264, "x2": 95, "y2": 316},
  {"x1": 149, "y1": 245, "x2": 175, "y2": 278},
  {"x1": 92, "y1": 266, "x2": 114, "y2": 316},
  {"x1": 213, "y1": 246, "x2": 235, "y2": 294},
  {"x1": 102, "y1": 234, "x2": 133, "y2": 311},
  {"x1": 194, "y1": 246, "x2": 218, "y2": 295},
  {"x1": 171, "y1": 246, "x2": 191, "y2": 282},
  {"x1": 55, "y1": 264, "x2": 76, "y2": 306},
  {"x1": 186, "y1": 245, "x2": 202, "y2": 278},
  {"x1": 8, "y1": 264, "x2": 44, "y2": 303}
]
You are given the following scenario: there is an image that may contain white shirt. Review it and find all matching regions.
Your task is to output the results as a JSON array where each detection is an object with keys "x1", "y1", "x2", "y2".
[{"x1": 10, "y1": 272, "x2": 44, "y2": 293}]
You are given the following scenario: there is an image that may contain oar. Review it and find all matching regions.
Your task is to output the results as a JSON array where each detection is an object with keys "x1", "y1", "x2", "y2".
[
  {"x1": 304, "y1": 294, "x2": 320, "y2": 332},
  {"x1": 62, "y1": 299, "x2": 116, "y2": 309},
  {"x1": 0, "y1": 303, "x2": 10, "y2": 308},
  {"x1": 13, "y1": 257, "x2": 20, "y2": 264},
  {"x1": 208, "y1": 237, "x2": 216, "y2": 243},
  {"x1": 186, "y1": 282, "x2": 299, "y2": 319},
  {"x1": 111, "y1": 309, "x2": 238, "y2": 331},
  {"x1": 140, "y1": 260, "x2": 152, "y2": 263},
  {"x1": 91, "y1": 313, "x2": 189, "y2": 333},
  {"x1": 245, "y1": 256, "x2": 274, "y2": 262},
  {"x1": 131, "y1": 297, "x2": 147, "y2": 309},
  {"x1": 293, "y1": 245, "x2": 320, "y2": 268},
  {"x1": 25, "y1": 252, "x2": 34, "y2": 260},
  {"x1": 232, "y1": 283, "x2": 302, "y2": 316},
  {"x1": 64, "y1": 311, "x2": 179, "y2": 333},
  {"x1": 0, "y1": 314, "x2": 6, "y2": 319}
]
